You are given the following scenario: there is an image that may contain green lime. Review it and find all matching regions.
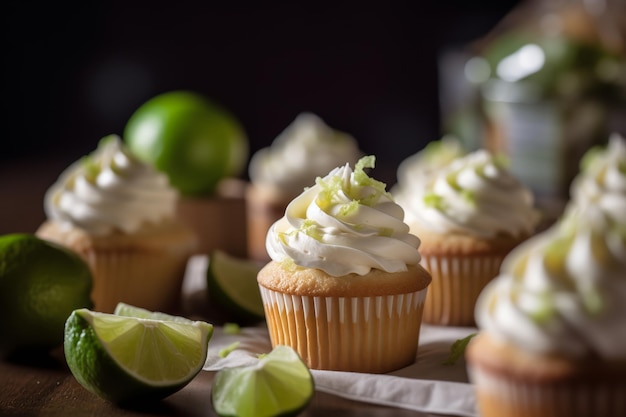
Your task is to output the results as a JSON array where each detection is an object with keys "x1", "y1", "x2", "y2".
[
  {"x1": 124, "y1": 90, "x2": 249, "y2": 196},
  {"x1": 206, "y1": 250, "x2": 265, "y2": 323},
  {"x1": 64, "y1": 307, "x2": 213, "y2": 404},
  {"x1": 211, "y1": 345, "x2": 314, "y2": 417},
  {"x1": 0, "y1": 233, "x2": 93, "y2": 358}
]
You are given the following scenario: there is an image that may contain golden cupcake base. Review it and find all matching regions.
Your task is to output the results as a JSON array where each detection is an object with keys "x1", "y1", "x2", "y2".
[{"x1": 259, "y1": 286, "x2": 428, "y2": 374}]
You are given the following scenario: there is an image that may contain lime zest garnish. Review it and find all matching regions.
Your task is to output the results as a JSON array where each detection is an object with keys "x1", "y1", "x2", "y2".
[
  {"x1": 353, "y1": 156, "x2": 392, "y2": 205},
  {"x1": 493, "y1": 153, "x2": 510, "y2": 169},
  {"x1": 81, "y1": 156, "x2": 100, "y2": 183},
  {"x1": 461, "y1": 189, "x2": 476, "y2": 206},
  {"x1": 583, "y1": 288, "x2": 604, "y2": 316},
  {"x1": 379, "y1": 227, "x2": 393, "y2": 237},
  {"x1": 446, "y1": 173, "x2": 462, "y2": 191},
  {"x1": 423, "y1": 192, "x2": 446, "y2": 211},
  {"x1": 338, "y1": 200, "x2": 360, "y2": 217},
  {"x1": 300, "y1": 219, "x2": 323, "y2": 241},
  {"x1": 442, "y1": 333, "x2": 476, "y2": 365},
  {"x1": 219, "y1": 341, "x2": 241, "y2": 358},
  {"x1": 579, "y1": 145, "x2": 604, "y2": 172},
  {"x1": 529, "y1": 294, "x2": 556, "y2": 323},
  {"x1": 223, "y1": 323, "x2": 241, "y2": 335}
]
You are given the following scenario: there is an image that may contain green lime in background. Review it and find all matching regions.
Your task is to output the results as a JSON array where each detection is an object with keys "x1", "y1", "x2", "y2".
[{"x1": 124, "y1": 90, "x2": 249, "y2": 196}]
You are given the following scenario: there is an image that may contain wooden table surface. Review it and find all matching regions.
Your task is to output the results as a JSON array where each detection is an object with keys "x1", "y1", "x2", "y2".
[{"x1": 0, "y1": 347, "x2": 448, "y2": 417}]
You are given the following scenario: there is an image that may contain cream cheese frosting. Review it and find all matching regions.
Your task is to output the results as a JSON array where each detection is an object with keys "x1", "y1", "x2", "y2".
[
  {"x1": 475, "y1": 134, "x2": 626, "y2": 360},
  {"x1": 567, "y1": 132, "x2": 626, "y2": 223},
  {"x1": 248, "y1": 112, "x2": 362, "y2": 197},
  {"x1": 44, "y1": 135, "x2": 178, "y2": 236},
  {"x1": 400, "y1": 149, "x2": 540, "y2": 238},
  {"x1": 393, "y1": 135, "x2": 465, "y2": 193},
  {"x1": 265, "y1": 156, "x2": 421, "y2": 276}
]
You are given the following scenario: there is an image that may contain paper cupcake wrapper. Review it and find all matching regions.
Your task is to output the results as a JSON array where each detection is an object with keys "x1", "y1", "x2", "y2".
[
  {"x1": 469, "y1": 363, "x2": 626, "y2": 417},
  {"x1": 421, "y1": 255, "x2": 504, "y2": 326},
  {"x1": 176, "y1": 196, "x2": 247, "y2": 258},
  {"x1": 83, "y1": 249, "x2": 189, "y2": 313},
  {"x1": 259, "y1": 286, "x2": 428, "y2": 373}
]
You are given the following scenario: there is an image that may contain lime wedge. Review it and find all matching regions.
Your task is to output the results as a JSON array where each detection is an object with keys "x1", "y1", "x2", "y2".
[
  {"x1": 64, "y1": 308, "x2": 213, "y2": 404},
  {"x1": 206, "y1": 250, "x2": 265, "y2": 322},
  {"x1": 211, "y1": 345, "x2": 314, "y2": 417}
]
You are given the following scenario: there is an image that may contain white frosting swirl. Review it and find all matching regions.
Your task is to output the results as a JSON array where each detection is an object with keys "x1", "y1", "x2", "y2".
[
  {"x1": 567, "y1": 132, "x2": 626, "y2": 225},
  {"x1": 400, "y1": 149, "x2": 540, "y2": 238},
  {"x1": 248, "y1": 112, "x2": 362, "y2": 197},
  {"x1": 394, "y1": 135, "x2": 465, "y2": 192},
  {"x1": 476, "y1": 136, "x2": 626, "y2": 360},
  {"x1": 44, "y1": 135, "x2": 178, "y2": 235},
  {"x1": 266, "y1": 156, "x2": 421, "y2": 276}
]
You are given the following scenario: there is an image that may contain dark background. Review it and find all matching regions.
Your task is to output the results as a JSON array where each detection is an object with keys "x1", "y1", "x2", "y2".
[{"x1": 3, "y1": 0, "x2": 520, "y2": 186}]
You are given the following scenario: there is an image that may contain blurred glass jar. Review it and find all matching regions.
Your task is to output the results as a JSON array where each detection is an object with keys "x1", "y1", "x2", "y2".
[{"x1": 469, "y1": 0, "x2": 626, "y2": 216}]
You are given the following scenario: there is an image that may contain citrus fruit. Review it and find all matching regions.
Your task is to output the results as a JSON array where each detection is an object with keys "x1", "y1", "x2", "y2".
[
  {"x1": 211, "y1": 345, "x2": 314, "y2": 417},
  {"x1": 0, "y1": 233, "x2": 93, "y2": 358},
  {"x1": 64, "y1": 307, "x2": 213, "y2": 404},
  {"x1": 124, "y1": 90, "x2": 249, "y2": 196},
  {"x1": 206, "y1": 250, "x2": 265, "y2": 323}
]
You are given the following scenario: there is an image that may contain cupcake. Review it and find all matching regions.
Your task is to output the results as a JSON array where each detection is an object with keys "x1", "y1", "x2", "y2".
[
  {"x1": 398, "y1": 149, "x2": 540, "y2": 326},
  {"x1": 257, "y1": 156, "x2": 432, "y2": 374},
  {"x1": 246, "y1": 112, "x2": 362, "y2": 261},
  {"x1": 36, "y1": 135, "x2": 197, "y2": 313},
  {"x1": 466, "y1": 134, "x2": 626, "y2": 417}
]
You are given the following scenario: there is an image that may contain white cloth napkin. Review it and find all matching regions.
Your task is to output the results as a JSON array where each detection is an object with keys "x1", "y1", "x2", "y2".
[
  {"x1": 202, "y1": 325, "x2": 477, "y2": 417},
  {"x1": 184, "y1": 256, "x2": 478, "y2": 417}
]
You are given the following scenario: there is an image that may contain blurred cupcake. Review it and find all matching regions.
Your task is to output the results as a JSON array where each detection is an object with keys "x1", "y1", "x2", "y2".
[
  {"x1": 398, "y1": 149, "x2": 540, "y2": 326},
  {"x1": 392, "y1": 135, "x2": 465, "y2": 200},
  {"x1": 246, "y1": 112, "x2": 362, "y2": 261},
  {"x1": 467, "y1": 192, "x2": 626, "y2": 416},
  {"x1": 257, "y1": 156, "x2": 432, "y2": 374},
  {"x1": 36, "y1": 135, "x2": 196, "y2": 313}
]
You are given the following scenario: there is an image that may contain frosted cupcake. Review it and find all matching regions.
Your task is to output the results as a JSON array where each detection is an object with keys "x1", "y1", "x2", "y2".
[
  {"x1": 466, "y1": 134, "x2": 626, "y2": 417},
  {"x1": 246, "y1": 112, "x2": 362, "y2": 261},
  {"x1": 400, "y1": 149, "x2": 540, "y2": 326},
  {"x1": 36, "y1": 135, "x2": 197, "y2": 313},
  {"x1": 257, "y1": 156, "x2": 432, "y2": 374}
]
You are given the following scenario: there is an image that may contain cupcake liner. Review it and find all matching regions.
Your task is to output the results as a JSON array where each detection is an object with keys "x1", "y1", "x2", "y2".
[
  {"x1": 245, "y1": 185, "x2": 291, "y2": 262},
  {"x1": 176, "y1": 194, "x2": 247, "y2": 258},
  {"x1": 468, "y1": 362, "x2": 626, "y2": 417},
  {"x1": 84, "y1": 247, "x2": 190, "y2": 313},
  {"x1": 421, "y1": 254, "x2": 504, "y2": 326},
  {"x1": 259, "y1": 286, "x2": 428, "y2": 373}
]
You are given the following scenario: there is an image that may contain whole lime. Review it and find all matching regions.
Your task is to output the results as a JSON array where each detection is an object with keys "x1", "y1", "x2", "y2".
[
  {"x1": 0, "y1": 234, "x2": 93, "y2": 358},
  {"x1": 124, "y1": 90, "x2": 249, "y2": 196}
]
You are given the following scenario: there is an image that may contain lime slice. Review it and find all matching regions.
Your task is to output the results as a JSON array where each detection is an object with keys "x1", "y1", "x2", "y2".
[
  {"x1": 206, "y1": 250, "x2": 265, "y2": 322},
  {"x1": 64, "y1": 308, "x2": 213, "y2": 404},
  {"x1": 212, "y1": 345, "x2": 314, "y2": 417}
]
